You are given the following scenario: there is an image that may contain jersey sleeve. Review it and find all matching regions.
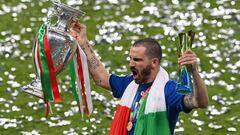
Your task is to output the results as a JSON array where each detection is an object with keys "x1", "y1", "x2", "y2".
[
  {"x1": 165, "y1": 80, "x2": 192, "y2": 113},
  {"x1": 165, "y1": 80, "x2": 192, "y2": 134},
  {"x1": 109, "y1": 74, "x2": 133, "y2": 98}
]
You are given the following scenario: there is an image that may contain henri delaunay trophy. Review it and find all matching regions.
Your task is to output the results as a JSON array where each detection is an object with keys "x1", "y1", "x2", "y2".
[{"x1": 22, "y1": 1, "x2": 93, "y2": 117}]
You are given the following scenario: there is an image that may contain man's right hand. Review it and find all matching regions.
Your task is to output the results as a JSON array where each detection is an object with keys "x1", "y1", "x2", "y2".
[
  {"x1": 70, "y1": 21, "x2": 89, "y2": 48},
  {"x1": 69, "y1": 21, "x2": 111, "y2": 91}
]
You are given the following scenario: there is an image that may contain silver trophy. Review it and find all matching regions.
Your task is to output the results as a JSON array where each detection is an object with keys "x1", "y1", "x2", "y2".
[{"x1": 22, "y1": 2, "x2": 85, "y2": 98}]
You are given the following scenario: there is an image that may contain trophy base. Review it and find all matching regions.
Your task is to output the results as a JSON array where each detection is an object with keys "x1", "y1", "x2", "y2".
[
  {"x1": 176, "y1": 89, "x2": 192, "y2": 94},
  {"x1": 22, "y1": 78, "x2": 43, "y2": 99},
  {"x1": 176, "y1": 85, "x2": 192, "y2": 94}
]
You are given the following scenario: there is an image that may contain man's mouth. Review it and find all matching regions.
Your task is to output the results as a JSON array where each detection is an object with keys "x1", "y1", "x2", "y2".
[{"x1": 131, "y1": 69, "x2": 138, "y2": 77}]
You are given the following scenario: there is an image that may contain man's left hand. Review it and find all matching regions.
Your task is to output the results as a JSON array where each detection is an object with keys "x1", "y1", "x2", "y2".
[{"x1": 178, "y1": 49, "x2": 198, "y2": 73}]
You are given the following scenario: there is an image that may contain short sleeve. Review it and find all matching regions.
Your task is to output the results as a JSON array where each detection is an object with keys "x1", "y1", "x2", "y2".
[
  {"x1": 165, "y1": 80, "x2": 192, "y2": 113},
  {"x1": 165, "y1": 80, "x2": 192, "y2": 135},
  {"x1": 109, "y1": 74, "x2": 133, "y2": 98}
]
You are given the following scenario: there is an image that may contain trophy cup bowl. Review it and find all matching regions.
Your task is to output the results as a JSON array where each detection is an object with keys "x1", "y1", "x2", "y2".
[{"x1": 22, "y1": 2, "x2": 85, "y2": 98}]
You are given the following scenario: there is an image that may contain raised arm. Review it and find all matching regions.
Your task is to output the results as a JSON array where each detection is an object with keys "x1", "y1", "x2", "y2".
[
  {"x1": 70, "y1": 22, "x2": 111, "y2": 90},
  {"x1": 178, "y1": 49, "x2": 209, "y2": 109}
]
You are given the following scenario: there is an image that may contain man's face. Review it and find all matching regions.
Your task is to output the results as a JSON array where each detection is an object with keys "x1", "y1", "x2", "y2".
[{"x1": 129, "y1": 46, "x2": 153, "y2": 84}]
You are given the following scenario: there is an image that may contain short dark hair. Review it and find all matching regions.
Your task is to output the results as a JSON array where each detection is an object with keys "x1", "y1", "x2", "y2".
[{"x1": 132, "y1": 38, "x2": 162, "y2": 61}]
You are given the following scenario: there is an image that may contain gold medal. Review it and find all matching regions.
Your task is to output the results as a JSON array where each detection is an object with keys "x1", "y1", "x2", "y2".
[{"x1": 127, "y1": 122, "x2": 133, "y2": 131}]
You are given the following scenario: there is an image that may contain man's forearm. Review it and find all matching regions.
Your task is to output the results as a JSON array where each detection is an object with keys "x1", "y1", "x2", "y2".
[
  {"x1": 179, "y1": 50, "x2": 208, "y2": 109},
  {"x1": 81, "y1": 41, "x2": 100, "y2": 70},
  {"x1": 191, "y1": 69, "x2": 209, "y2": 108},
  {"x1": 78, "y1": 40, "x2": 111, "y2": 90}
]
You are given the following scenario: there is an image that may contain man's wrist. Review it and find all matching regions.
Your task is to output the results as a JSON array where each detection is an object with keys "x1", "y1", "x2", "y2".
[
  {"x1": 190, "y1": 68, "x2": 199, "y2": 76},
  {"x1": 77, "y1": 39, "x2": 89, "y2": 47}
]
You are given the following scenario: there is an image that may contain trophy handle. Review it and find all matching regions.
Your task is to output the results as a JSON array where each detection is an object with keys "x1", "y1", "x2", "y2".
[
  {"x1": 46, "y1": 6, "x2": 59, "y2": 27},
  {"x1": 46, "y1": 1, "x2": 85, "y2": 31}
]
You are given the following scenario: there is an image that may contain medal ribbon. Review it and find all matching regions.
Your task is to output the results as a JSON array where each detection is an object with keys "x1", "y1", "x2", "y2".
[{"x1": 128, "y1": 87, "x2": 151, "y2": 131}]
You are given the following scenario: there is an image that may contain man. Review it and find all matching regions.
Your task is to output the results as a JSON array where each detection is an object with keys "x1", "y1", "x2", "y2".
[{"x1": 70, "y1": 22, "x2": 208, "y2": 135}]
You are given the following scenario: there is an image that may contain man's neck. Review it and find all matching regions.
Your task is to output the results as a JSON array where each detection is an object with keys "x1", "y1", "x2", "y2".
[{"x1": 144, "y1": 67, "x2": 160, "y2": 84}]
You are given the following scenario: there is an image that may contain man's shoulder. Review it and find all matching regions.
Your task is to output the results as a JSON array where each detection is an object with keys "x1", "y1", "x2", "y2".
[
  {"x1": 110, "y1": 74, "x2": 134, "y2": 98},
  {"x1": 164, "y1": 80, "x2": 177, "y2": 96},
  {"x1": 165, "y1": 80, "x2": 177, "y2": 90},
  {"x1": 110, "y1": 74, "x2": 133, "y2": 84}
]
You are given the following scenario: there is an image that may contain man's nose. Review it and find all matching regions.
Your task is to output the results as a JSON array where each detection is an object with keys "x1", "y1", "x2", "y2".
[{"x1": 129, "y1": 60, "x2": 135, "y2": 68}]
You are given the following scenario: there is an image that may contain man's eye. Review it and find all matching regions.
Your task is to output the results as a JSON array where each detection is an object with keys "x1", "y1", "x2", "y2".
[{"x1": 133, "y1": 58, "x2": 141, "y2": 61}]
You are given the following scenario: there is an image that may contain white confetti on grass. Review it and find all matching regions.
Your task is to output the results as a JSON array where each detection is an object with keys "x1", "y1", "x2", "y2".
[
  {"x1": 12, "y1": 105, "x2": 21, "y2": 111},
  {"x1": 191, "y1": 119, "x2": 204, "y2": 126},
  {"x1": 227, "y1": 127, "x2": 237, "y2": 132},
  {"x1": 21, "y1": 130, "x2": 41, "y2": 135},
  {"x1": 0, "y1": 118, "x2": 20, "y2": 129},
  {"x1": 0, "y1": 1, "x2": 239, "y2": 135},
  {"x1": 208, "y1": 122, "x2": 223, "y2": 129},
  {"x1": 47, "y1": 120, "x2": 71, "y2": 127},
  {"x1": 0, "y1": 98, "x2": 6, "y2": 102},
  {"x1": 63, "y1": 128, "x2": 78, "y2": 135}
]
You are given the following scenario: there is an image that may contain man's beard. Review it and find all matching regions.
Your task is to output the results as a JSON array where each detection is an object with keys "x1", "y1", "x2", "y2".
[{"x1": 132, "y1": 65, "x2": 151, "y2": 84}]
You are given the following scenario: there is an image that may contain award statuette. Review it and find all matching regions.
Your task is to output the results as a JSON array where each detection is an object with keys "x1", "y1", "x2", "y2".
[
  {"x1": 22, "y1": 1, "x2": 93, "y2": 117},
  {"x1": 176, "y1": 30, "x2": 195, "y2": 94}
]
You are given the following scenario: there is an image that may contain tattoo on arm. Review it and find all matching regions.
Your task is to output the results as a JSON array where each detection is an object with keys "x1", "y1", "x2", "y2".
[
  {"x1": 79, "y1": 41, "x2": 90, "y2": 54},
  {"x1": 81, "y1": 47, "x2": 86, "y2": 53},
  {"x1": 90, "y1": 48, "x2": 94, "y2": 54},
  {"x1": 96, "y1": 79, "x2": 102, "y2": 86},
  {"x1": 88, "y1": 44, "x2": 95, "y2": 55},
  {"x1": 184, "y1": 95, "x2": 194, "y2": 109},
  {"x1": 89, "y1": 56, "x2": 100, "y2": 70}
]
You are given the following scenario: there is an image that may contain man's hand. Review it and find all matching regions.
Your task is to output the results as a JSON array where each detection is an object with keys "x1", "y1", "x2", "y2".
[
  {"x1": 70, "y1": 21, "x2": 89, "y2": 47},
  {"x1": 69, "y1": 22, "x2": 111, "y2": 91},
  {"x1": 178, "y1": 49, "x2": 198, "y2": 73},
  {"x1": 178, "y1": 49, "x2": 208, "y2": 109}
]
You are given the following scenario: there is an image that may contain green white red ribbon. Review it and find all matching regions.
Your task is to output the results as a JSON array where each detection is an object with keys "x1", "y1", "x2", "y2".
[
  {"x1": 35, "y1": 24, "x2": 93, "y2": 117},
  {"x1": 76, "y1": 45, "x2": 91, "y2": 116},
  {"x1": 69, "y1": 45, "x2": 93, "y2": 117},
  {"x1": 70, "y1": 57, "x2": 84, "y2": 117},
  {"x1": 78, "y1": 45, "x2": 93, "y2": 116},
  {"x1": 36, "y1": 24, "x2": 61, "y2": 117},
  {"x1": 38, "y1": 24, "x2": 61, "y2": 103},
  {"x1": 43, "y1": 27, "x2": 61, "y2": 102}
]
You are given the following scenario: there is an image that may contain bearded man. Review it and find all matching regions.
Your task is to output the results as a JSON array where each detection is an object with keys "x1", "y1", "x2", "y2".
[{"x1": 70, "y1": 22, "x2": 208, "y2": 135}]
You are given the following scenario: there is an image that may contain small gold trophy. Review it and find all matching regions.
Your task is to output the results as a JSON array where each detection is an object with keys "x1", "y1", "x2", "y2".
[{"x1": 176, "y1": 30, "x2": 195, "y2": 94}]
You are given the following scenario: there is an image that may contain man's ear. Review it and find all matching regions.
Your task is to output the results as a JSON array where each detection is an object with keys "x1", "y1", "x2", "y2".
[{"x1": 152, "y1": 58, "x2": 160, "y2": 67}]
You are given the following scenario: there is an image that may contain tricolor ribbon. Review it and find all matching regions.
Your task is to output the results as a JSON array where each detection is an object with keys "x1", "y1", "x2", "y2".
[
  {"x1": 37, "y1": 24, "x2": 62, "y2": 117},
  {"x1": 77, "y1": 45, "x2": 93, "y2": 116},
  {"x1": 35, "y1": 24, "x2": 93, "y2": 117},
  {"x1": 69, "y1": 45, "x2": 93, "y2": 117},
  {"x1": 38, "y1": 24, "x2": 61, "y2": 103},
  {"x1": 70, "y1": 57, "x2": 84, "y2": 117},
  {"x1": 43, "y1": 31, "x2": 61, "y2": 102}
]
